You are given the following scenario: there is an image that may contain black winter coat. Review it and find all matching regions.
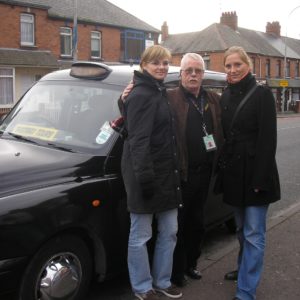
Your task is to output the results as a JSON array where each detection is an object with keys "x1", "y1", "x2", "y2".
[
  {"x1": 218, "y1": 73, "x2": 281, "y2": 207},
  {"x1": 121, "y1": 70, "x2": 182, "y2": 213}
]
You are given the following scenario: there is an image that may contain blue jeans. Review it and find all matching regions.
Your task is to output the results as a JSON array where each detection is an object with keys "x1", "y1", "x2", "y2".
[
  {"x1": 128, "y1": 209, "x2": 178, "y2": 294},
  {"x1": 234, "y1": 205, "x2": 269, "y2": 300}
]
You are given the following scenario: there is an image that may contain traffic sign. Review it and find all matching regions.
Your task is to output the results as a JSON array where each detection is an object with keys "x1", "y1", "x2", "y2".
[{"x1": 279, "y1": 80, "x2": 289, "y2": 87}]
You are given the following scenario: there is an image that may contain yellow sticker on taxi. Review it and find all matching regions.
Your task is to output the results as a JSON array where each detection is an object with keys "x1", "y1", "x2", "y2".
[{"x1": 13, "y1": 124, "x2": 58, "y2": 141}]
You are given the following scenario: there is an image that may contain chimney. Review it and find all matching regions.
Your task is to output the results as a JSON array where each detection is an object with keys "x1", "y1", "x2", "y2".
[
  {"x1": 161, "y1": 21, "x2": 169, "y2": 42},
  {"x1": 266, "y1": 21, "x2": 281, "y2": 37},
  {"x1": 220, "y1": 11, "x2": 238, "y2": 31}
]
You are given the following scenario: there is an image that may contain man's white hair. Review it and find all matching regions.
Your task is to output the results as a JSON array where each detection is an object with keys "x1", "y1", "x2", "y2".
[{"x1": 181, "y1": 53, "x2": 205, "y2": 70}]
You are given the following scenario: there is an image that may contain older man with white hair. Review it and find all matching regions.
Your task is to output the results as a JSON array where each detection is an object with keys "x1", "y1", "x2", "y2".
[{"x1": 169, "y1": 53, "x2": 223, "y2": 287}]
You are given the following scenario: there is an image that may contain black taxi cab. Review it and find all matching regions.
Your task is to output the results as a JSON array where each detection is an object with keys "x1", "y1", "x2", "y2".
[{"x1": 0, "y1": 62, "x2": 234, "y2": 300}]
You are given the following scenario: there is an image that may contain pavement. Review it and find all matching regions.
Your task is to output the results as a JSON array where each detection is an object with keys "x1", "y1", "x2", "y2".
[
  {"x1": 88, "y1": 201, "x2": 300, "y2": 300},
  {"x1": 187, "y1": 201, "x2": 300, "y2": 300},
  {"x1": 277, "y1": 111, "x2": 300, "y2": 118}
]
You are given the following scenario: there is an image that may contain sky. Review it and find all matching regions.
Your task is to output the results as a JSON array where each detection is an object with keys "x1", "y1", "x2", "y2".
[{"x1": 109, "y1": 0, "x2": 300, "y2": 39}]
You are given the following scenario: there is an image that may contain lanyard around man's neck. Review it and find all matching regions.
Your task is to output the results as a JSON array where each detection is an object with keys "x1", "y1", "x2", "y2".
[{"x1": 188, "y1": 95, "x2": 209, "y2": 136}]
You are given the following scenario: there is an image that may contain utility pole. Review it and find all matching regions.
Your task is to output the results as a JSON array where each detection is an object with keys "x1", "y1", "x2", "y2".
[
  {"x1": 282, "y1": 5, "x2": 300, "y2": 112},
  {"x1": 73, "y1": 0, "x2": 78, "y2": 61}
]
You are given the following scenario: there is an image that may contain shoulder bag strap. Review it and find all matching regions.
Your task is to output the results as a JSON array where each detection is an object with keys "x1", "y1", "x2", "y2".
[{"x1": 229, "y1": 84, "x2": 258, "y2": 131}]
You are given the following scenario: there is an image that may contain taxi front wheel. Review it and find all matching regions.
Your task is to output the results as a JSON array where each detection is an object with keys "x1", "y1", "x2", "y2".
[{"x1": 18, "y1": 234, "x2": 92, "y2": 300}]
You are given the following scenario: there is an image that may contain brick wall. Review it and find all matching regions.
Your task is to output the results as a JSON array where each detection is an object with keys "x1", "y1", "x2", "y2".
[
  {"x1": 208, "y1": 53, "x2": 224, "y2": 72},
  {"x1": 0, "y1": 4, "x2": 25, "y2": 48},
  {"x1": 170, "y1": 54, "x2": 182, "y2": 66},
  {"x1": 0, "y1": 3, "x2": 127, "y2": 62}
]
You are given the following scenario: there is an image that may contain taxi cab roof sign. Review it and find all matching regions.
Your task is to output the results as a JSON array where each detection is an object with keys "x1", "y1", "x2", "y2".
[{"x1": 70, "y1": 62, "x2": 112, "y2": 80}]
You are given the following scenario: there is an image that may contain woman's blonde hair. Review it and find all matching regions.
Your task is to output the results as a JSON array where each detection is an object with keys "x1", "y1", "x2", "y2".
[
  {"x1": 140, "y1": 45, "x2": 171, "y2": 69},
  {"x1": 223, "y1": 46, "x2": 253, "y2": 70}
]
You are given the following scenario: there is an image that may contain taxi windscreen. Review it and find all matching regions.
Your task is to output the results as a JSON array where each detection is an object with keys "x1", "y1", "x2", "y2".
[{"x1": 0, "y1": 80, "x2": 122, "y2": 153}]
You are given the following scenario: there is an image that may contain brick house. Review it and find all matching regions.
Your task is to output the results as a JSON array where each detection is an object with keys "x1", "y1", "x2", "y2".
[
  {"x1": 161, "y1": 12, "x2": 300, "y2": 112},
  {"x1": 0, "y1": 0, "x2": 160, "y2": 115}
]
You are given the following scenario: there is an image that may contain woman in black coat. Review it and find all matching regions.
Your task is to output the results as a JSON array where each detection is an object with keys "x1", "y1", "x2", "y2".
[
  {"x1": 121, "y1": 45, "x2": 182, "y2": 300},
  {"x1": 216, "y1": 46, "x2": 281, "y2": 300}
]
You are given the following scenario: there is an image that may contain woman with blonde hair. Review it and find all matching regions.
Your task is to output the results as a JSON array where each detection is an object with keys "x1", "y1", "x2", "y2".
[
  {"x1": 121, "y1": 45, "x2": 182, "y2": 300},
  {"x1": 216, "y1": 46, "x2": 281, "y2": 300}
]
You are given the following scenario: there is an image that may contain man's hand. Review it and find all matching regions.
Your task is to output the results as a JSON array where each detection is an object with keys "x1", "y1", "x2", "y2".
[{"x1": 121, "y1": 81, "x2": 134, "y2": 101}]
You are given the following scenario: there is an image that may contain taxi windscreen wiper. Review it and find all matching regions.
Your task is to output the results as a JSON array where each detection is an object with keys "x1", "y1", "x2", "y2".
[
  {"x1": 7, "y1": 132, "x2": 39, "y2": 144},
  {"x1": 7, "y1": 132, "x2": 74, "y2": 152},
  {"x1": 46, "y1": 142, "x2": 75, "y2": 153}
]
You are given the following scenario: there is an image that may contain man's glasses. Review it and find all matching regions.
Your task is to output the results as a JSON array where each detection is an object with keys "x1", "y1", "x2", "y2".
[
  {"x1": 181, "y1": 68, "x2": 204, "y2": 75},
  {"x1": 148, "y1": 60, "x2": 169, "y2": 67}
]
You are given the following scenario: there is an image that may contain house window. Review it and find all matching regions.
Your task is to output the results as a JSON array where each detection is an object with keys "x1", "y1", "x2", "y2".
[
  {"x1": 203, "y1": 56, "x2": 210, "y2": 70},
  {"x1": 292, "y1": 88, "x2": 300, "y2": 102},
  {"x1": 286, "y1": 60, "x2": 291, "y2": 78},
  {"x1": 35, "y1": 75, "x2": 42, "y2": 81},
  {"x1": 0, "y1": 68, "x2": 14, "y2": 106},
  {"x1": 91, "y1": 31, "x2": 101, "y2": 58},
  {"x1": 265, "y1": 59, "x2": 271, "y2": 77},
  {"x1": 60, "y1": 27, "x2": 72, "y2": 56},
  {"x1": 20, "y1": 13, "x2": 34, "y2": 46},
  {"x1": 121, "y1": 30, "x2": 145, "y2": 63},
  {"x1": 295, "y1": 61, "x2": 299, "y2": 78},
  {"x1": 276, "y1": 60, "x2": 281, "y2": 78}
]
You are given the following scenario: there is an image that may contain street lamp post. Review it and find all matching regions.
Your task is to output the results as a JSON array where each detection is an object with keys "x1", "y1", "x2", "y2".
[
  {"x1": 282, "y1": 5, "x2": 300, "y2": 112},
  {"x1": 73, "y1": 0, "x2": 78, "y2": 61}
]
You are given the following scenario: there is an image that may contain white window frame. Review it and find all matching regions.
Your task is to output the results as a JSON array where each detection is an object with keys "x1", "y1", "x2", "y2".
[
  {"x1": 265, "y1": 59, "x2": 271, "y2": 77},
  {"x1": 203, "y1": 56, "x2": 210, "y2": 70},
  {"x1": 295, "y1": 62, "x2": 300, "y2": 78},
  {"x1": 251, "y1": 57, "x2": 256, "y2": 75},
  {"x1": 0, "y1": 67, "x2": 15, "y2": 108},
  {"x1": 20, "y1": 13, "x2": 35, "y2": 46},
  {"x1": 60, "y1": 27, "x2": 72, "y2": 57},
  {"x1": 91, "y1": 31, "x2": 102, "y2": 59},
  {"x1": 286, "y1": 60, "x2": 291, "y2": 78}
]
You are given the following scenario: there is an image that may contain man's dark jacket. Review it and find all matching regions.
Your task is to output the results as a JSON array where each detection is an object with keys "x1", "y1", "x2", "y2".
[{"x1": 167, "y1": 86, "x2": 224, "y2": 181}]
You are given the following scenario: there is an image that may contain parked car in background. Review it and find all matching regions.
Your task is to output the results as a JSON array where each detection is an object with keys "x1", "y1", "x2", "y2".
[{"x1": 0, "y1": 62, "x2": 234, "y2": 300}]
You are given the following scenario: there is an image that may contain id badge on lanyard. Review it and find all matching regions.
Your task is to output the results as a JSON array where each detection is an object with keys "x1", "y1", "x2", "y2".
[
  {"x1": 190, "y1": 96, "x2": 217, "y2": 152},
  {"x1": 203, "y1": 134, "x2": 217, "y2": 152},
  {"x1": 202, "y1": 123, "x2": 217, "y2": 152}
]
